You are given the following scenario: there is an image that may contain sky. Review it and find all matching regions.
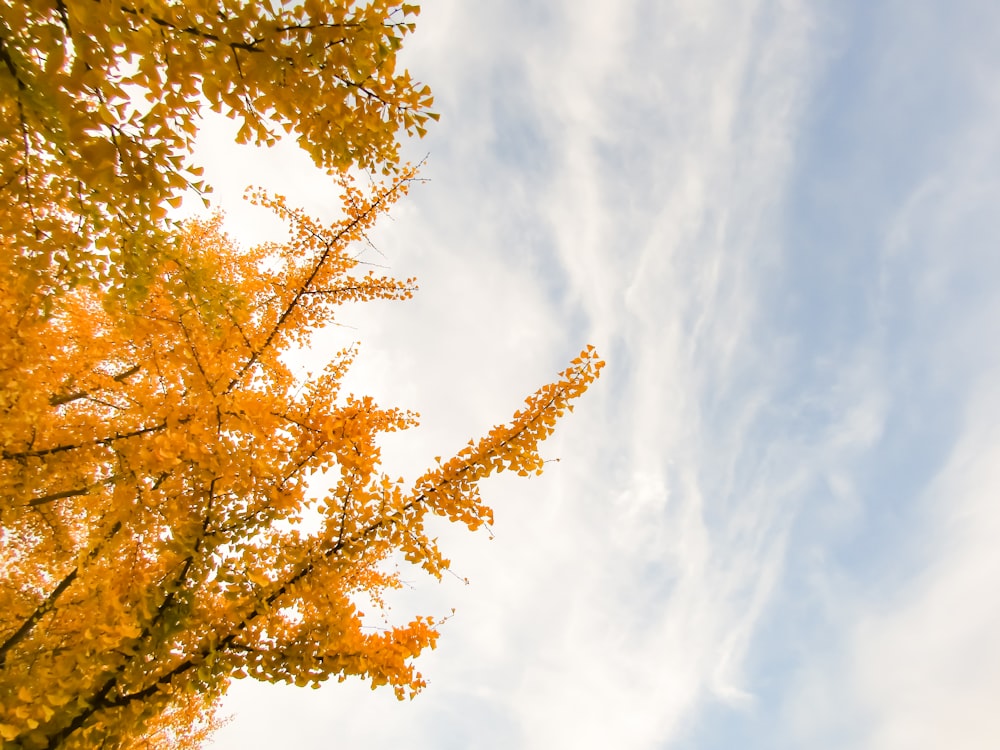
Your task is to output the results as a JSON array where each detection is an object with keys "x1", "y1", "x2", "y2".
[{"x1": 195, "y1": 1, "x2": 1000, "y2": 748}]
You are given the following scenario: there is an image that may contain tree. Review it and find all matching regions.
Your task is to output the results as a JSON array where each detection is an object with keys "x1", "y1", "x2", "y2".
[
  {"x1": 1, "y1": 2, "x2": 603, "y2": 746},
  {"x1": 0, "y1": 169, "x2": 605, "y2": 748},
  {"x1": 0, "y1": 0, "x2": 436, "y2": 290}
]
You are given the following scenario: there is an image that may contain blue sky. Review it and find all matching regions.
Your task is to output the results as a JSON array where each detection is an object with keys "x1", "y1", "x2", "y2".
[{"x1": 198, "y1": 1, "x2": 1000, "y2": 747}]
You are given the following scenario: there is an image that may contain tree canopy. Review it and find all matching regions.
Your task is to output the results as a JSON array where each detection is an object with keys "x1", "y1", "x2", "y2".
[
  {"x1": 0, "y1": 0, "x2": 436, "y2": 289},
  {"x1": 0, "y1": 2, "x2": 603, "y2": 748},
  {"x1": 0, "y1": 170, "x2": 603, "y2": 748}
]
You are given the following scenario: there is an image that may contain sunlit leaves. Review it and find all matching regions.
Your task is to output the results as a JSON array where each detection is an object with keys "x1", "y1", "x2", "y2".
[
  {"x1": 0, "y1": 4, "x2": 602, "y2": 746},
  {"x1": 0, "y1": 0, "x2": 436, "y2": 292},
  {"x1": 0, "y1": 170, "x2": 602, "y2": 748}
]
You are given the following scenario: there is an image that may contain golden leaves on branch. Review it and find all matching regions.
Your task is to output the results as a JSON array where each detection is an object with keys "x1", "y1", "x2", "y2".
[
  {"x1": 0, "y1": 167, "x2": 603, "y2": 748},
  {"x1": 0, "y1": 0, "x2": 436, "y2": 290},
  {"x1": 1, "y1": 4, "x2": 604, "y2": 747}
]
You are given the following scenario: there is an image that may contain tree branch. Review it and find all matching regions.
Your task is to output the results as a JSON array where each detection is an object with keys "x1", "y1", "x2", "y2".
[
  {"x1": 2, "y1": 416, "x2": 184, "y2": 461},
  {"x1": 50, "y1": 364, "x2": 141, "y2": 406},
  {"x1": 0, "y1": 521, "x2": 122, "y2": 668}
]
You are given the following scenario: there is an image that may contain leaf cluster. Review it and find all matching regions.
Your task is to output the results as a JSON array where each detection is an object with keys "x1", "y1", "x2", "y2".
[
  {"x1": 0, "y1": 0, "x2": 436, "y2": 290},
  {"x1": 0, "y1": 171, "x2": 604, "y2": 748},
  {"x1": 0, "y1": 2, "x2": 604, "y2": 748}
]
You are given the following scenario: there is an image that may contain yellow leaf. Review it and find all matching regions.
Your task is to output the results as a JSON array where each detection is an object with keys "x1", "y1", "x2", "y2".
[{"x1": 0, "y1": 724, "x2": 19, "y2": 741}]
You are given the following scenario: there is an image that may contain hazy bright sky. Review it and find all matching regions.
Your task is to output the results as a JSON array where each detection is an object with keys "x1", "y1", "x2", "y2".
[{"x1": 198, "y1": 1, "x2": 1000, "y2": 748}]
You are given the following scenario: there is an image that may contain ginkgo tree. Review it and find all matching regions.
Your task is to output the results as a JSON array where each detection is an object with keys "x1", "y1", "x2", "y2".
[
  {"x1": 1, "y1": 1, "x2": 603, "y2": 748},
  {"x1": 0, "y1": 0, "x2": 436, "y2": 290},
  {"x1": 0, "y1": 168, "x2": 604, "y2": 749}
]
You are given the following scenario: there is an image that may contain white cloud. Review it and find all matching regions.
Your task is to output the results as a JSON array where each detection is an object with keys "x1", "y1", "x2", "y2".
[
  {"x1": 782, "y1": 378, "x2": 1000, "y2": 750},
  {"x1": 775, "y1": 62, "x2": 1000, "y2": 745}
]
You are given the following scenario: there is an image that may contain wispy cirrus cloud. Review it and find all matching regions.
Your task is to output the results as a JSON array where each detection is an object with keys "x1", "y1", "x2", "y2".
[{"x1": 729, "y1": 5, "x2": 1000, "y2": 747}]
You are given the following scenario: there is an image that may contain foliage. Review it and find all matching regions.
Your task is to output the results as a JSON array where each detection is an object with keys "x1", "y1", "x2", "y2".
[
  {"x1": 0, "y1": 0, "x2": 436, "y2": 289},
  {"x1": 0, "y1": 169, "x2": 605, "y2": 748},
  {"x1": 0, "y1": 2, "x2": 603, "y2": 747},
  {"x1": 124, "y1": 689, "x2": 229, "y2": 750}
]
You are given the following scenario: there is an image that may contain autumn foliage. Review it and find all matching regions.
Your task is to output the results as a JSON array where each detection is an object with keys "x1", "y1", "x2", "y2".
[
  {"x1": 0, "y1": 2, "x2": 603, "y2": 749},
  {"x1": 1, "y1": 0, "x2": 436, "y2": 289}
]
